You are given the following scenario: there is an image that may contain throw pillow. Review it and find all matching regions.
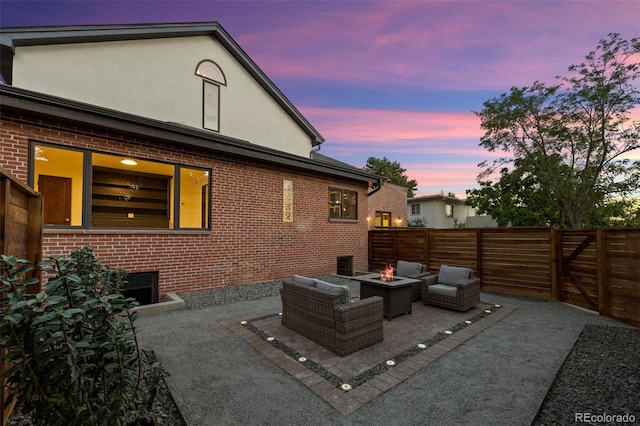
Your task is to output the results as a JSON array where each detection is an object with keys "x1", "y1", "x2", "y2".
[{"x1": 438, "y1": 265, "x2": 471, "y2": 286}]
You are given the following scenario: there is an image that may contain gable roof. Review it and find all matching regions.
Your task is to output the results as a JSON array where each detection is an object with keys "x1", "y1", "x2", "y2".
[
  {"x1": 0, "y1": 22, "x2": 324, "y2": 146},
  {"x1": 0, "y1": 84, "x2": 381, "y2": 186}
]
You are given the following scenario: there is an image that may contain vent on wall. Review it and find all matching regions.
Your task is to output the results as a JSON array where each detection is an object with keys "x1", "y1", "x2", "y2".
[
  {"x1": 123, "y1": 271, "x2": 159, "y2": 305},
  {"x1": 337, "y1": 256, "x2": 353, "y2": 276}
]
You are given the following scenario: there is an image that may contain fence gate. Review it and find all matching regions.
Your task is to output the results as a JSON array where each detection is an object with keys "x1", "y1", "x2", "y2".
[{"x1": 557, "y1": 230, "x2": 599, "y2": 312}]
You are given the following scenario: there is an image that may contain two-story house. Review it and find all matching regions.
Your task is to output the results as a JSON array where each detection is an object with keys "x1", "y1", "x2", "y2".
[
  {"x1": 407, "y1": 194, "x2": 476, "y2": 228},
  {"x1": 0, "y1": 22, "x2": 382, "y2": 301}
]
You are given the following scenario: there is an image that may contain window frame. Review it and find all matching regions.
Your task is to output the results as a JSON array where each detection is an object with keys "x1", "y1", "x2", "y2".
[
  {"x1": 202, "y1": 80, "x2": 220, "y2": 132},
  {"x1": 374, "y1": 211, "x2": 391, "y2": 227},
  {"x1": 29, "y1": 141, "x2": 211, "y2": 231},
  {"x1": 328, "y1": 188, "x2": 358, "y2": 221},
  {"x1": 445, "y1": 203, "x2": 454, "y2": 218},
  {"x1": 196, "y1": 60, "x2": 226, "y2": 133},
  {"x1": 411, "y1": 204, "x2": 420, "y2": 215}
]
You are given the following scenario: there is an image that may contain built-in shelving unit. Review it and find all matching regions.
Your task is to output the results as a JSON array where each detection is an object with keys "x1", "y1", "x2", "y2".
[{"x1": 91, "y1": 166, "x2": 171, "y2": 228}]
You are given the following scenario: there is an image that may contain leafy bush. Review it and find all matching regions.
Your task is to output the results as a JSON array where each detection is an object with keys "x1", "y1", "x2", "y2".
[
  {"x1": 0, "y1": 247, "x2": 165, "y2": 426},
  {"x1": 407, "y1": 217, "x2": 427, "y2": 228}
]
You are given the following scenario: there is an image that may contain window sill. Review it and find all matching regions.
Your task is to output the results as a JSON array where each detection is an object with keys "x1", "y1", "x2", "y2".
[
  {"x1": 328, "y1": 218, "x2": 359, "y2": 223},
  {"x1": 43, "y1": 228, "x2": 211, "y2": 235}
]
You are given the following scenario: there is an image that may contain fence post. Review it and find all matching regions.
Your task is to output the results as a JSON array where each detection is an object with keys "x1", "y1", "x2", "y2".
[
  {"x1": 550, "y1": 227, "x2": 560, "y2": 301},
  {"x1": 596, "y1": 229, "x2": 608, "y2": 318},
  {"x1": 476, "y1": 228, "x2": 483, "y2": 280},
  {"x1": 393, "y1": 229, "x2": 398, "y2": 265},
  {"x1": 423, "y1": 229, "x2": 429, "y2": 269}
]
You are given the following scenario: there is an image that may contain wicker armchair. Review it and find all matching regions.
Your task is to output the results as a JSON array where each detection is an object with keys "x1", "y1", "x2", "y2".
[
  {"x1": 395, "y1": 260, "x2": 432, "y2": 301},
  {"x1": 281, "y1": 276, "x2": 383, "y2": 356},
  {"x1": 421, "y1": 265, "x2": 481, "y2": 311}
]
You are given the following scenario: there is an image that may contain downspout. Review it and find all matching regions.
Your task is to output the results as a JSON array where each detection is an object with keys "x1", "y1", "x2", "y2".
[
  {"x1": 310, "y1": 141, "x2": 322, "y2": 154},
  {"x1": 367, "y1": 177, "x2": 384, "y2": 196}
]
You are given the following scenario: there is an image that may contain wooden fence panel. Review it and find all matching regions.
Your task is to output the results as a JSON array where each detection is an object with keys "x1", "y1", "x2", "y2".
[
  {"x1": 1, "y1": 166, "x2": 43, "y2": 425},
  {"x1": 368, "y1": 231, "x2": 397, "y2": 271},
  {"x1": 395, "y1": 229, "x2": 428, "y2": 265},
  {"x1": 559, "y1": 231, "x2": 599, "y2": 311},
  {"x1": 427, "y1": 229, "x2": 477, "y2": 273},
  {"x1": 368, "y1": 226, "x2": 638, "y2": 327},
  {"x1": 600, "y1": 230, "x2": 640, "y2": 327},
  {"x1": 481, "y1": 228, "x2": 553, "y2": 299}
]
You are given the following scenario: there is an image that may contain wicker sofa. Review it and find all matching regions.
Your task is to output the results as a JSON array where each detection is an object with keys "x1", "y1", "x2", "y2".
[
  {"x1": 421, "y1": 265, "x2": 481, "y2": 312},
  {"x1": 280, "y1": 275, "x2": 384, "y2": 356}
]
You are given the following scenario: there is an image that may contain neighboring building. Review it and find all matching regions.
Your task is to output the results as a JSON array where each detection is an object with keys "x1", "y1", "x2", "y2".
[
  {"x1": 367, "y1": 183, "x2": 408, "y2": 228},
  {"x1": 407, "y1": 194, "x2": 476, "y2": 228},
  {"x1": 0, "y1": 23, "x2": 382, "y2": 300}
]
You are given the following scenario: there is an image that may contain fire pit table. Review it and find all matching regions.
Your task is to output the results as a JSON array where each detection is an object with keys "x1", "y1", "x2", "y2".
[{"x1": 355, "y1": 273, "x2": 420, "y2": 320}]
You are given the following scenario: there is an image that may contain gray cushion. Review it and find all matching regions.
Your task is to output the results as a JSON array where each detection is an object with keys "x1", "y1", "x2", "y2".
[
  {"x1": 428, "y1": 284, "x2": 458, "y2": 297},
  {"x1": 314, "y1": 279, "x2": 350, "y2": 304},
  {"x1": 292, "y1": 275, "x2": 316, "y2": 286},
  {"x1": 438, "y1": 265, "x2": 471, "y2": 286},
  {"x1": 396, "y1": 260, "x2": 422, "y2": 277}
]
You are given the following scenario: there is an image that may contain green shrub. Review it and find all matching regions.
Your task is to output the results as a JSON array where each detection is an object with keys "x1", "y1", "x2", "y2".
[{"x1": 0, "y1": 247, "x2": 165, "y2": 426}]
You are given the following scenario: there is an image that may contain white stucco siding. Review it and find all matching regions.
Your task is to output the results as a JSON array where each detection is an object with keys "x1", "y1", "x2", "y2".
[{"x1": 12, "y1": 36, "x2": 313, "y2": 157}]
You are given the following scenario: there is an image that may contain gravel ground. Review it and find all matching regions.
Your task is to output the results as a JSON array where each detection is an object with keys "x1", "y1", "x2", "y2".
[
  {"x1": 172, "y1": 277, "x2": 640, "y2": 425},
  {"x1": 178, "y1": 275, "x2": 352, "y2": 310},
  {"x1": 8, "y1": 277, "x2": 638, "y2": 425},
  {"x1": 532, "y1": 324, "x2": 640, "y2": 425}
]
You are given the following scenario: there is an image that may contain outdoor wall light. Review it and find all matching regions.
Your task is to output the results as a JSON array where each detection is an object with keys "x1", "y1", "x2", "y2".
[{"x1": 121, "y1": 158, "x2": 138, "y2": 166}]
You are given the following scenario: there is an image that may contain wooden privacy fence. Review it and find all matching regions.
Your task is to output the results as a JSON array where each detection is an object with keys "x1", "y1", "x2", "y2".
[
  {"x1": 369, "y1": 227, "x2": 640, "y2": 328},
  {"x1": 1, "y1": 166, "x2": 43, "y2": 425}
]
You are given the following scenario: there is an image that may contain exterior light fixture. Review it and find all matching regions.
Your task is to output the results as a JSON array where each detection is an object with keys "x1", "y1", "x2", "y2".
[{"x1": 121, "y1": 158, "x2": 137, "y2": 166}]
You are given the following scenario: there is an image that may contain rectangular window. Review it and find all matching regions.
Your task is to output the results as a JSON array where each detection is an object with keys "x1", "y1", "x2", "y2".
[
  {"x1": 445, "y1": 203, "x2": 454, "y2": 217},
  {"x1": 411, "y1": 204, "x2": 420, "y2": 215},
  {"x1": 179, "y1": 168, "x2": 210, "y2": 228},
  {"x1": 203, "y1": 81, "x2": 220, "y2": 132},
  {"x1": 328, "y1": 188, "x2": 357, "y2": 220},
  {"x1": 374, "y1": 211, "x2": 391, "y2": 227},
  {"x1": 32, "y1": 145, "x2": 84, "y2": 226},
  {"x1": 31, "y1": 142, "x2": 210, "y2": 230}
]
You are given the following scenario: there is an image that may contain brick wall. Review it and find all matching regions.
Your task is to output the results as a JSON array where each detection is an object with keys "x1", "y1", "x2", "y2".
[
  {"x1": 367, "y1": 183, "x2": 408, "y2": 228},
  {"x1": 1, "y1": 114, "x2": 369, "y2": 298}
]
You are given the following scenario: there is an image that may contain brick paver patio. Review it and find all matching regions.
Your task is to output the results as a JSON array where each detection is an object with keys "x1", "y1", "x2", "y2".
[{"x1": 221, "y1": 300, "x2": 515, "y2": 415}]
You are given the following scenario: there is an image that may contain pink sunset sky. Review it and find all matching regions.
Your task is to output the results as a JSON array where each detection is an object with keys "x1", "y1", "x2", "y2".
[{"x1": 2, "y1": 1, "x2": 639, "y2": 198}]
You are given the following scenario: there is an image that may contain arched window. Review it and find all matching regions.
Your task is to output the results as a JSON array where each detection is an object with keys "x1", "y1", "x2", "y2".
[
  {"x1": 195, "y1": 60, "x2": 226, "y2": 132},
  {"x1": 195, "y1": 60, "x2": 226, "y2": 85}
]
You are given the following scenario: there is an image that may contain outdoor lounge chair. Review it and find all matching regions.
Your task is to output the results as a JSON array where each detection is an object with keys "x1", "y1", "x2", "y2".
[
  {"x1": 394, "y1": 260, "x2": 432, "y2": 301},
  {"x1": 421, "y1": 264, "x2": 481, "y2": 311},
  {"x1": 280, "y1": 275, "x2": 384, "y2": 356}
]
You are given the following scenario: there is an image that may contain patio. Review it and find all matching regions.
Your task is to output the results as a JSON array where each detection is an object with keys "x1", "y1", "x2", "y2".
[
  {"x1": 135, "y1": 278, "x2": 638, "y2": 425},
  {"x1": 221, "y1": 300, "x2": 513, "y2": 415}
]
